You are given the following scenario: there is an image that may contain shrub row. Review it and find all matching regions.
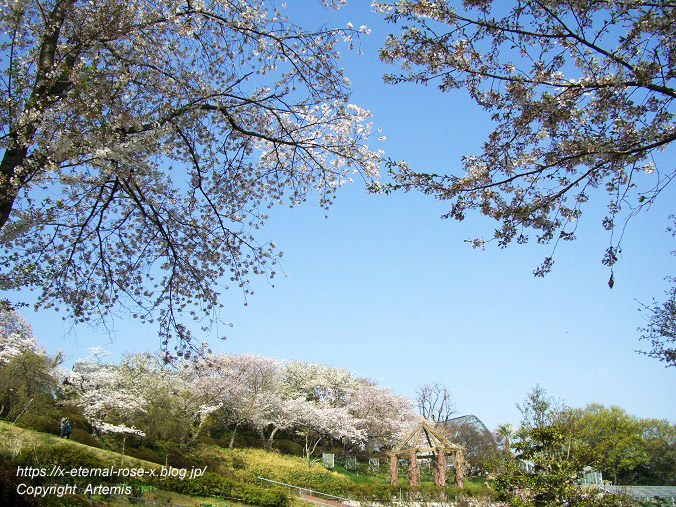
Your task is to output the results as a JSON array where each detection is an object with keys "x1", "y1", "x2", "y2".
[
  {"x1": 15, "y1": 443, "x2": 287, "y2": 507},
  {"x1": 151, "y1": 472, "x2": 288, "y2": 507}
]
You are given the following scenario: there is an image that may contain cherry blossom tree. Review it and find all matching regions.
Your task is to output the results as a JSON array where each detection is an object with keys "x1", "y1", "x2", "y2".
[
  {"x1": 285, "y1": 397, "x2": 366, "y2": 466},
  {"x1": 190, "y1": 352, "x2": 280, "y2": 448},
  {"x1": 65, "y1": 349, "x2": 148, "y2": 433},
  {"x1": 0, "y1": 309, "x2": 60, "y2": 421},
  {"x1": 91, "y1": 419, "x2": 145, "y2": 455},
  {"x1": 280, "y1": 360, "x2": 359, "y2": 406},
  {"x1": 0, "y1": 0, "x2": 380, "y2": 354},
  {"x1": 346, "y1": 379, "x2": 418, "y2": 451},
  {"x1": 374, "y1": 0, "x2": 674, "y2": 285},
  {"x1": 248, "y1": 390, "x2": 298, "y2": 450},
  {"x1": 0, "y1": 309, "x2": 40, "y2": 365}
]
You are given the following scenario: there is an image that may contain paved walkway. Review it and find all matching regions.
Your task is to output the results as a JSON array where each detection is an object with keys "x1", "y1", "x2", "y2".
[{"x1": 299, "y1": 493, "x2": 355, "y2": 507}]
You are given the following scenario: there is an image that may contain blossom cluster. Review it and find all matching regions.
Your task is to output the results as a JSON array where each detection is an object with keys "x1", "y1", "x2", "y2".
[
  {"x1": 0, "y1": 0, "x2": 381, "y2": 353},
  {"x1": 375, "y1": 0, "x2": 674, "y2": 275}
]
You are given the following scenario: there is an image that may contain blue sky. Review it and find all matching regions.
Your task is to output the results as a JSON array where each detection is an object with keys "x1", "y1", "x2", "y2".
[{"x1": 19, "y1": 1, "x2": 675, "y2": 431}]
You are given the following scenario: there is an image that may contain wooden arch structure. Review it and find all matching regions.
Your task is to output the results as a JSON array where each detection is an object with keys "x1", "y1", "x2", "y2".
[{"x1": 387, "y1": 421, "x2": 464, "y2": 489}]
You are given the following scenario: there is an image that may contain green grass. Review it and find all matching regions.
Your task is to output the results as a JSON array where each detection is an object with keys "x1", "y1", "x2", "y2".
[
  {"x1": 0, "y1": 420, "x2": 496, "y2": 505},
  {"x1": 0, "y1": 419, "x2": 159, "y2": 470},
  {"x1": 0, "y1": 421, "x2": 288, "y2": 507}
]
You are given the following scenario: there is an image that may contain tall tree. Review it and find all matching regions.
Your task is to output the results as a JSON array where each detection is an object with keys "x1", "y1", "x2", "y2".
[
  {"x1": 516, "y1": 384, "x2": 562, "y2": 431},
  {"x1": 496, "y1": 388, "x2": 625, "y2": 506},
  {"x1": 345, "y1": 379, "x2": 417, "y2": 451},
  {"x1": 416, "y1": 382, "x2": 456, "y2": 422},
  {"x1": 573, "y1": 404, "x2": 658, "y2": 486},
  {"x1": 0, "y1": 309, "x2": 59, "y2": 420},
  {"x1": 0, "y1": 0, "x2": 379, "y2": 354},
  {"x1": 0, "y1": 309, "x2": 40, "y2": 365},
  {"x1": 496, "y1": 423, "x2": 515, "y2": 455},
  {"x1": 374, "y1": 0, "x2": 674, "y2": 287}
]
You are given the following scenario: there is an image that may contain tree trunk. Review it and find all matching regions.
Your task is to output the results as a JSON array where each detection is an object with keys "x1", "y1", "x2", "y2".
[
  {"x1": 228, "y1": 422, "x2": 240, "y2": 449},
  {"x1": 0, "y1": 0, "x2": 76, "y2": 231},
  {"x1": 265, "y1": 427, "x2": 279, "y2": 451},
  {"x1": 389, "y1": 454, "x2": 398, "y2": 486},
  {"x1": 0, "y1": 146, "x2": 29, "y2": 230}
]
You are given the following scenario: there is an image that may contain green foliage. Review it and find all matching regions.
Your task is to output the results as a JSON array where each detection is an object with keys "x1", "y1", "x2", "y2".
[
  {"x1": 21, "y1": 444, "x2": 105, "y2": 473},
  {"x1": 15, "y1": 413, "x2": 61, "y2": 435},
  {"x1": 0, "y1": 351, "x2": 59, "y2": 421},
  {"x1": 273, "y1": 438, "x2": 303, "y2": 456},
  {"x1": 632, "y1": 419, "x2": 676, "y2": 486},
  {"x1": 563, "y1": 404, "x2": 676, "y2": 486},
  {"x1": 494, "y1": 388, "x2": 631, "y2": 507},
  {"x1": 573, "y1": 405, "x2": 650, "y2": 485},
  {"x1": 135, "y1": 385, "x2": 194, "y2": 446},
  {"x1": 639, "y1": 499, "x2": 673, "y2": 507},
  {"x1": 152, "y1": 472, "x2": 289, "y2": 507},
  {"x1": 40, "y1": 494, "x2": 92, "y2": 507},
  {"x1": 0, "y1": 458, "x2": 41, "y2": 507},
  {"x1": 127, "y1": 446, "x2": 163, "y2": 465},
  {"x1": 68, "y1": 428, "x2": 102, "y2": 449},
  {"x1": 495, "y1": 426, "x2": 586, "y2": 506},
  {"x1": 197, "y1": 447, "x2": 495, "y2": 502},
  {"x1": 57, "y1": 406, "x2": 91, "y2": 433}
]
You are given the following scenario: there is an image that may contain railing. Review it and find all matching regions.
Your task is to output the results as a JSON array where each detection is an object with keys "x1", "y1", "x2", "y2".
[{"x1": 256, "y1": 477, "x2": 357, "y2": 505}]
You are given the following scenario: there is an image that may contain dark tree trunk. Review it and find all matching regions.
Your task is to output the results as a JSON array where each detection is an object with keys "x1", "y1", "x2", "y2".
[
  {"x1": 0, "y1": 0, "x2": 76, "y2": 231},
  {"x1": 0, "y1": 146, "x2": 28, "y2": 230}
]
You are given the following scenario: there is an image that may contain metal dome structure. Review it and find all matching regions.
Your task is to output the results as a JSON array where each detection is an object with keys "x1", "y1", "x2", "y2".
[{"x1": 439, "y1": 414, "x2": 491, "y2": 438}]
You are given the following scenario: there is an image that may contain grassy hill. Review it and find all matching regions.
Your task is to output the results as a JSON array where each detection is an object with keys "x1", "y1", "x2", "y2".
[
  {"x1": 0, "y1": 421, "x2": 494, "y2": 506},
  {"x1": 0, "y1": 421, "x2": 289, "y2": 507}
]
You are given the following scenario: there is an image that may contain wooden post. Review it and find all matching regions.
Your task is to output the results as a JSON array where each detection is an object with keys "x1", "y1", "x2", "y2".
[
  {"x1": 432, "y1": 449, "x2": 440, "y2": 486},
  {"x1": 389, "y1": 454, "x2": 398, "y2": 486},
  {"x1": 453, "y1": 449, "x2": 464, "y2": 489},
  {"x1": 408, "y1": 452, "x2": 419, "y2": 488},
  {"x1": 434, "y1": 450, "x2": 446, "y2": 487}
]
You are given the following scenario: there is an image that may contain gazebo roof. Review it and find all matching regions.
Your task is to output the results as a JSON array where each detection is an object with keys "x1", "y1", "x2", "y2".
[{"x1": 389, "y1": 421, "x2": 463, "y2": 455}]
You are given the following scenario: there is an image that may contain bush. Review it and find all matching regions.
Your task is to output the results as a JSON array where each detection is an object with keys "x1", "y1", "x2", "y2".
[
  {"x1": 0, "y1": 458, "x2": 41, "y2": 507},
  {"x1": 166, "y1": 449, "x2": 201, "y2": 470},
  {"x1": 151, "y1": 472, "x2": 289, "y2": 507},
  {"x1": 28, "y1": 444, "x2": 104, "y2": 470},
  {"x1": 16, "y1": 414, "x2": 60, "y2": 435},
  {"x1": 273, "y1": 439, "x2": 303, "y2": 456},
  {"x1": 127, "y1": 447, "x2": 162, "y2": 465},
  {"x1": 57, "y1": 405, "x2": 90, "y2": 430},
  {"x1": 69, "y1": 429, "x2": 101, "y2": 449}
]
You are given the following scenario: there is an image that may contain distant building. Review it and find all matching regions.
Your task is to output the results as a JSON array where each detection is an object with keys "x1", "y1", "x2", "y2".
[
  {"x1": 600, "y1": 485, "x2": 676, "y2": 504},
  {"x1": 577, "y1": 467, "x2": 603, "y2": 486}
]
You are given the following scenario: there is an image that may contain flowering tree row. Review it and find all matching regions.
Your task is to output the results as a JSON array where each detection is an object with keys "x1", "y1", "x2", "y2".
[{"x1": 63, "y1": 348, "x2": 419, "y2": 461}]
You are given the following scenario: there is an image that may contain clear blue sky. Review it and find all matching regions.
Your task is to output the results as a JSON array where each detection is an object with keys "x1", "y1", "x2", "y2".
[{"x1": 20, "y1": 1, "x2": 675, "y2": 431}]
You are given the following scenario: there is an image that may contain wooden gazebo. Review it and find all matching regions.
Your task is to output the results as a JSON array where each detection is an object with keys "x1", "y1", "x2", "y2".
[{"x1": 387, "y1": 421, "x2": 464, "y2": 489}]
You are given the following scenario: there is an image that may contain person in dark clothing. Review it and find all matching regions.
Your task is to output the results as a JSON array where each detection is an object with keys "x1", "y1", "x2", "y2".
[{"x1": 60, "y1": 417, "x2": 71, "y2": 439}]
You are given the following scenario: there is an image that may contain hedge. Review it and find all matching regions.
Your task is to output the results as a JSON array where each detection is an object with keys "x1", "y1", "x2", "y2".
[{"x1": 151, "y1": 472, "x2": 289, "y2": 507}]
